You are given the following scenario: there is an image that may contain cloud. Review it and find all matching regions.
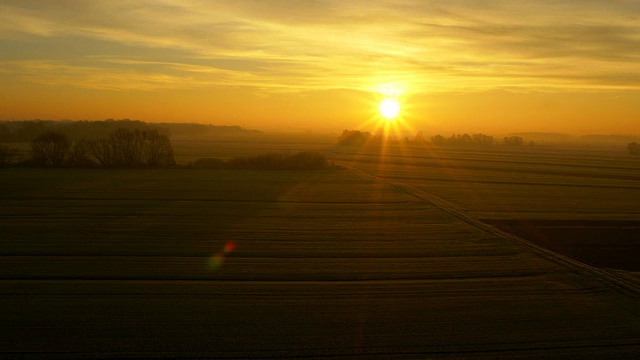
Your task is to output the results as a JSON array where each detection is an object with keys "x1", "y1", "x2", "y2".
[{"x1": 1, "y1": 0, "x2": 639, "y2": 93}]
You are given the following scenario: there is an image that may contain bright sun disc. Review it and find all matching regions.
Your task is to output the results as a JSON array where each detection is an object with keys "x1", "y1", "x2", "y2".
[{"x1": 379, "y1": 98, "x2": 400, "y2": 120}]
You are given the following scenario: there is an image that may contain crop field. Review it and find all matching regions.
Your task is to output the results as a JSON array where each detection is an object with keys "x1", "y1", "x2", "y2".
[
  {"x1": 330, "y1": 143, "x2": 640, "y2": 273},
  {"x1": 2, "y1": 138, "x2": 640, "y2": 358},
  {"x1": 171, "y1": 132, "x2": 337, "y2": 164}
]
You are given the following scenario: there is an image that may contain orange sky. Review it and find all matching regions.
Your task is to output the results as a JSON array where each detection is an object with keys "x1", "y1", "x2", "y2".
[{"x1": 1, "y1": 1, "x2": 639, "y2": 134}]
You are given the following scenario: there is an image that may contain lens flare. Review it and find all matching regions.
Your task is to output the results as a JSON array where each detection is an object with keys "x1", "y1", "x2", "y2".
[
  {"x1": 208, "y1": 241, "x2": 237, "y2": 271},
  {"x1": 224, "y1": 241, "x2": 236, "y2": 253},
  {"x1": 208, "y1": 253, "x2": 226, "y2": 270}
]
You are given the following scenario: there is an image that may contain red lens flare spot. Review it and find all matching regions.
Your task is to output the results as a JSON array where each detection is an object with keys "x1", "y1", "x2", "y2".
[{"x1": 224, "y1": 241, "x2": 236, "y2": 253}]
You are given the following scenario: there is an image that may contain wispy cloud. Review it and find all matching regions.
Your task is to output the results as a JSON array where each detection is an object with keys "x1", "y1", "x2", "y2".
[{"x1": 1, "y1": 0, "x2": 639, "y2": 93}]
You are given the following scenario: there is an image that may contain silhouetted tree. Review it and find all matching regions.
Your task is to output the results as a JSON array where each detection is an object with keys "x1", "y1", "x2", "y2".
[
  {"x1": 338, "y1": 130, "x2": 371, "y2": 146},
  {"x1": 87, "y1": 128, "x2": 175, "y2": 167},
  {"x1": 31, "y1": 131, "x2": 71, "y2": 166},
  {"x1": 110, "y1": 128, "x2": 145, "y2": 166},
  {"x1": 431, "y1": 135, "x2": 446, "y2": 146},
  {"x1": 472, "y1": 133, "x2": 494, "y2": 145},
  {"x1": 431, "y1": 133, "x2": 493, "y2": 147},
  {"x1": 67, "y1": 139, "x2": 96, "y2": 167},
  {"x1": 87, "y1": 137, "x2": 118, "y2": 167},
  {"x1": 504, "y1": 136, "x2": 524, "y2": 146},
  {"x1": 629, "y1": 142, "x2": 640, "y2": 156},
  {"x1": 142, "y1": 129, "x2": 175, "y2": 166}
]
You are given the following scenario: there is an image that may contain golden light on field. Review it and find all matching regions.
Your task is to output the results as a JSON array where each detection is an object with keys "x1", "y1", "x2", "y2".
[{"x1": 379, "y1": 98, "x2": 400, "y2": 120}]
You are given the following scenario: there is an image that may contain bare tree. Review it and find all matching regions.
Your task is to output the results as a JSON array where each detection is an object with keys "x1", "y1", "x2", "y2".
[
  {"x1": 31, "y1": 131, "x2": 71, "y2": 166},
  {"x1": 86, "y1": 128, "x2": 175, "y2": 167},
  {"x1": 87, "y1": 137, "x2": 117, "y2": 167},
  {"x1": 67, "y1": 139, "x2": 95, "y2": 166},
  {"x1": 143, "y1": 129, "x2": 175, "y2": 166},
  {"x1": 110, "y1": 128, "x2": 145, "y2": 166},
  {"x1": 504, "y1": 136, "x2": 524, "y2": 146}
]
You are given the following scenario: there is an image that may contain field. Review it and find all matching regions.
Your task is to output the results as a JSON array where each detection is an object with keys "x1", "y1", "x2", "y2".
[
  {"x1": 2, "y1": 135, "x2": 640, "y2": 358},
  {"x1": 330, "y1": 143, "x2": 640, "y2": 272}
]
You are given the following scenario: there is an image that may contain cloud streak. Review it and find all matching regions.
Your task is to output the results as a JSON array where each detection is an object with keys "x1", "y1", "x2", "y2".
[{"x1": 1, "y1": 0, "x2": 639, "y2": 93}]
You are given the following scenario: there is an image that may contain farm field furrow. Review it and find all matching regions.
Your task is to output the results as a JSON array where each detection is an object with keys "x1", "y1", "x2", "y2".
[
  {"x1": 2, "y1": 155, "x2": 640, "y2": 358},
  {"x1": 337, "y1": 145, "x2": 640, "y2": 274}
]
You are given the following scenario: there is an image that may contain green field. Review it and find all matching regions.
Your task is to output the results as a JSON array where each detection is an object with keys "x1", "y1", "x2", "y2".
[{"x1": 2, "y1": 138, "x2": 640, "y2": 358}]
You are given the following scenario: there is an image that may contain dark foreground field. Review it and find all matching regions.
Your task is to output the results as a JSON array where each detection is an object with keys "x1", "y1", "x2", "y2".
[{"x1": 2, "y1": 141, "x2": 640, "y2": 358}]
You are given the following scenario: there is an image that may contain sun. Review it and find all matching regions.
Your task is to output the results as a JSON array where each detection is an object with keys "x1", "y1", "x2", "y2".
[{"x1": 379, "y1": 98, "x2": 400, "y2": 120}]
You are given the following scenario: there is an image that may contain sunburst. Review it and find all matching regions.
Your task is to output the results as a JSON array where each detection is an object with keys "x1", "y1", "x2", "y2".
[{"x1": 379, "y1": 98, "x2": 400, "y2": 120}]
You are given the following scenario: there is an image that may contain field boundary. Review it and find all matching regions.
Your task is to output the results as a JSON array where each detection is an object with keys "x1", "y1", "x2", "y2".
[{"x1": 341, "y1": 163, "x2": 640, "y2": 298}]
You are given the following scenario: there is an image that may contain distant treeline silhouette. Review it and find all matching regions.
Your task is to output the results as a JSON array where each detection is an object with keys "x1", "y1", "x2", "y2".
[
  {"x1": 339, "y1": 131, "x2": 532, "y2": 147},
  {"x1": 431, "y1": 133, "x2": 495, "y2": 147},
  {"x1": 629, "y1": 142, "x2": 640, "y2": 156},
  {"x1": 503, "y1": 136, "x2": 525, "y2": 146},
  {"x1": 337, "y1": 130, "x2": 435, "y2": 146},
  {"x1": 339, "y1": 130, "x2": 521, "y2": 148},
  {"x1": 338, "y1": 130, "x2": 371, "y2": 146},
  {"x1": 190, "y1": 152, "x2": 336, "y2": 170},
  {"x1": 28, "y1": 128, "x2": 175, "y2": 167},
  {"x1": 0, "y1": 119, "x2": 259, "y2": 142}
]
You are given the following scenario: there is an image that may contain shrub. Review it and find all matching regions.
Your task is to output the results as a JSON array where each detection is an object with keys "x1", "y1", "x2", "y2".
[
  {"x1": 284, "y1": 151, "x2": 330, "y2": 170},
  {"x1": 338, "y1": 130, "x2": 371, "y2": 146}
]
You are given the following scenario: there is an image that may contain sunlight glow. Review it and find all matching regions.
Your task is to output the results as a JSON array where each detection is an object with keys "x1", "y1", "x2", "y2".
[{"x1": 379, "y1": 98, "x2": 400, "y2": 120}]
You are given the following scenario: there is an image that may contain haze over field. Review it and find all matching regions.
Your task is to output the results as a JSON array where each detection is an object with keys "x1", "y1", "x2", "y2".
[{"x1": 1, "y1": 1, "x2": 639, "y2": 134}]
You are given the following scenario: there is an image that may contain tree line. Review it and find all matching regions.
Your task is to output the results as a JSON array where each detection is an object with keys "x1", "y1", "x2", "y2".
[
  {"x1": 430, "y1": 133, "x2": 495, "y2": 146},
  {"x1": 0, "y1": 119, "x2": 259, "y2": 143},
  {"x1": 338, "y1": 130, "x2": 531, "y2": 148},
  {"x1": 1, "y1": 128, "x2": 175, "y2": 168}
]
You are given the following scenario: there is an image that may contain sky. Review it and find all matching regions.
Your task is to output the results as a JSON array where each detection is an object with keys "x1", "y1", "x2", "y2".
[{"x1": 1, "y1": 0, "x2": 639, "y2": 134}]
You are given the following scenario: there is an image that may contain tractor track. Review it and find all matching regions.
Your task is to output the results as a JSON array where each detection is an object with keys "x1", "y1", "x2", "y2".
[{"x1": 341, "y1": 163, "x2": 640, "y2": 298}]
